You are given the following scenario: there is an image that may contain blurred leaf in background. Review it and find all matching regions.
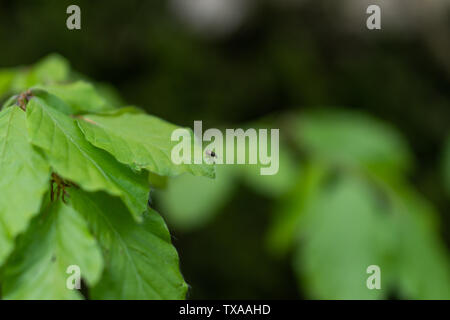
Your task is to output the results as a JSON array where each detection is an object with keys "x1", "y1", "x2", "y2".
[
  {"x1": 0, "y1": 54, "x2": 124, "y2": 113},
  {"x1": 0, "y1": 54, "x2": 70, "y2": 98},
  {"x1": 293, "y1": 110, "x2": 413, "y2": 176},
  {"x1": 1, "y1": 0, "x2": 448, "y2": 300},
  {"x1": 293, "y1": 175, "x2": 392, "y2": 300},
  {"x1": 157, "y1": 109, "x2": 450, "y2": 299},
  {"x1": 273, "y1": 110, "x2": 450, "y2": 299},
  {"x1": 157, "y1": 165, "x2": 236, "y2": 231}
]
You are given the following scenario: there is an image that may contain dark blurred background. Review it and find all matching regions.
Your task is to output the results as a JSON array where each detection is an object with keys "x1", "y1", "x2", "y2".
[{"x1": 1, "y1": 0, "x2": 448, "y2": 299}]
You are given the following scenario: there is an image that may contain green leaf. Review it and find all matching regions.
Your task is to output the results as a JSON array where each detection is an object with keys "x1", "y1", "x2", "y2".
[
  {"x1": 2, "y1": 200, "x2": 103, "y2": 300},
  {"x1": 240, "y1": 145, "x2": 299, "y2": 198},
  {"x1": 76, "y1": 112, "x2": 215, "y2": 178},
  {"x1": 11, "y1": 54, "x2": 70, "y2": 92},
  {"x1": 266, "y1": 163, "x2": 325, "y2": 256},
  {"x1": 0, "y1": 107, "x2": 50, "y2": 265},
  {"x1": 86, "y1": 106, "x2": 145, "y2": 116},
  {"x1": 287, "y1": 164, "x2": 450, "y2": 299},
  {"x1": 36, "y1": 81, "x2": 112, "y2": 114},
  {"x1": 294, "y1": 176, "x2": 392, "y2": 299},
  {"x1": 0, "y1": 54, "x2": 70, "y2": 102},
  {"x1": 293, "y1": 110, "x2": 413, "y2": 175},
  {"x1": 70, "y1": 189, "x2": 188, "y2": 300},
  {"x1": 1, "y1": 94, "x2": 20, "y2": 110},
  {"x1": 0, "y1": 54, "x2": 70, "y2": 100},
  {"x1": 158, "y1": 165, "x2": 236, "y2": 231},
  {"x1": 387, "y1": 184, "x2": 450, "y2": 299},
  {"x1": 26, "y1": 97, "x2": 149, "y2": 221},
  {"x1": 148, "y1": 171, "x2": 168, "y2": 189},
  {"x1": 30, "y1": 89, "x2": 74, "y2": 115},
  {"x1": 30, "y1": 54, "x2": 70, "y2": 85}
]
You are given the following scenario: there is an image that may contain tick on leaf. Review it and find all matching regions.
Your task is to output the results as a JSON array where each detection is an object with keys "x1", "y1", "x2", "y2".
[{"x1": 206, "y1": 150, "x2": 216, "y2": 158}]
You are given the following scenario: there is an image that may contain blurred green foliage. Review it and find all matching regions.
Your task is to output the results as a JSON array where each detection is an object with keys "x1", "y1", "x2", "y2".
[
  {"x1": 157, "y1": 110, "x2": 450, "y2": 299},
  {"x1": 0, "y1": 0, "x2": 448, "y2": 300}
]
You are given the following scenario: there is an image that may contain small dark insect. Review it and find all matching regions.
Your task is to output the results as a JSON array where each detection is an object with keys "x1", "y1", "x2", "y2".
[
  {"x1": 205, "y1": 150, "x2": 217, "y2": 164},
  {"x1": 205, "y1": 150, "x2": 216, "y2": 158},
  {"x1": 50, "y1": 173, "x2": 72, "y2": 204}
]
